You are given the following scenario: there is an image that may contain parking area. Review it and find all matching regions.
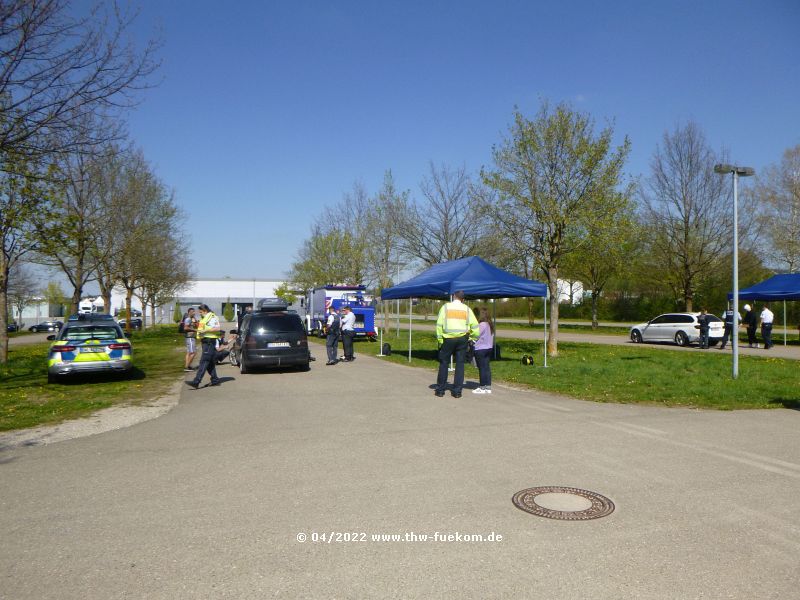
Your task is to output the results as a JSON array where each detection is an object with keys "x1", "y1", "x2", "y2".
[{"x1": 1, "y1": 350, "x2": 799, "y2": 598}]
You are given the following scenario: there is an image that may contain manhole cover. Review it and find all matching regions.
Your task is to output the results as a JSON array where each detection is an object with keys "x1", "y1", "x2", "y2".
[{"x1": 512, "y1": 486, "x2": 615, "y2": 521}]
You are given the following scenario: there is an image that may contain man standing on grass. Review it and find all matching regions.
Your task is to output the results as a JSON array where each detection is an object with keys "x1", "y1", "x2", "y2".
[{"x1": 434, "y1": 290, "x2": 479, "y2": 398}]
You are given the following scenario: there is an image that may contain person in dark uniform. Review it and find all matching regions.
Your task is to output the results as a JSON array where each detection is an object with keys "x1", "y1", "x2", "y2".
[
  {"x1": 186, "y1": 304, "x2": 222, "y2": 389},
  {"x1": 718, "y1": 303, "x2": 741, "y2": 349},
  {"x1": 324, "y1": 307, "x2": 341, "y2": 365},
  {"x1": 697, "y1": 308, "x2": 711, "y2": 349},
  {"x1": 742, "y1": 304, "x2": 758, "y2": 348},
  {"x1": 340, "y1": 305, "x2": 356, "y2": 361}
]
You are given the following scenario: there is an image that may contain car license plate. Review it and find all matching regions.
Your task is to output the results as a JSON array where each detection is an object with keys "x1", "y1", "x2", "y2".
[
  {"x1": 81, "y1": 347, "x2": 105, "y2": 353},
  {"x1": 268, "y1": 342, "x2": 290, "y2": 348}
]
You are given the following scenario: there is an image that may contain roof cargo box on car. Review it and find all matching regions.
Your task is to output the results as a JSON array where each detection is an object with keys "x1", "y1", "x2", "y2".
[{"x1": 257, "y1": 298, "x2": 289, "y2": 312}]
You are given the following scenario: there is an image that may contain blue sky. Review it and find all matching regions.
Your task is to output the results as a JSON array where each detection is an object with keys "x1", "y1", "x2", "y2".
[{"x1": 120, "y1": 0, "x2": 799, "y2": 280}]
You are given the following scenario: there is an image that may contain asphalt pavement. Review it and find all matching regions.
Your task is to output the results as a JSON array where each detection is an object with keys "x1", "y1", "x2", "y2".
[{"x1": 1, "y1": 346, "x2": 799, "y2": 599}]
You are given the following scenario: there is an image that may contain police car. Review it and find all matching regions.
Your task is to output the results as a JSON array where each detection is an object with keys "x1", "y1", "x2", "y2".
[{"x1": 46, "y1": 314, "x2": 133, "y2": 383}]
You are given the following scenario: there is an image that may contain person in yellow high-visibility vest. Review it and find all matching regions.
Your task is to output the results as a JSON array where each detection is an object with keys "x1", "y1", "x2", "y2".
[
  {"x1": 186, "y1": 303, "x2": 222, "y2": 389},
  {"x1": 435, "y1": 290, "x2": 479, "y2": 398}
]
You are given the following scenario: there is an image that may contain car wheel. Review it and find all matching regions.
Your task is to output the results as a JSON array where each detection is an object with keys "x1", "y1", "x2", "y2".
[
  {"x1": 298, "y1": 362, "x2": 311, "y2": 372},
  {"x1": 631, "y1": 330, "x2": 642, "y2": 343},
  {"x1": 239, "y1": 356, "x2": 248, "y2": 374},
  {"x1": 47, "y1": 372, "x2": 56, "y2": 384},
  {"x1": 675, "y1": 331, "x2": 689, "y2": 346}
]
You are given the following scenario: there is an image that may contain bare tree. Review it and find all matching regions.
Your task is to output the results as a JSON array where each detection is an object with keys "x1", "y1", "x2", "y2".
[
  {"x1": 754, "y1": 145, "x2": 800, "y2": 272},
  {"x1": 641, "y1": 122, "x2": 733, "y2": 311},
  {"x1": 397, "y1": 162, "x2": 491, "y2": 267},
  {"x1": 482, "y1": 103, "x2": 630, "y2": 356},
  {"x1": 136, "y1": 228, "x2": 192, "y2": 327},
  {"x1": 6, "y1": 260, "x2": 38, "y2": 325},
  {"x1": 0, "y1": 0, "x2": 160, "y2": 160}
]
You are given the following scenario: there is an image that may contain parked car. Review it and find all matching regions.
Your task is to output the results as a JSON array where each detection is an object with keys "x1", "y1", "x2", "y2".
[
  {"x1": 629, "y1": 312, "x2": 724, "y2": 347},
  {"x1": 7, "y1": 322, "x2": 18, "y2": 332},
  {"x1": 46, "y1": 317, "x2": 133, "y2": 383},
  {"x1": 231, "y1": 300, "x2": 310, "y2": 373},
  {"x1": 29, "y1": 321, "x2": 63, "y2": 333},
  {"x1": 117, "y1": 317, "x2": 143, "y2": 330}
]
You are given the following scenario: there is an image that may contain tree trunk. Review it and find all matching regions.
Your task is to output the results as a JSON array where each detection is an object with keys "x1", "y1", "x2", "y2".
[
  {"x1": 150, "y1": 304, "x2": 157, "y2": 327},
  {"x1": 125, "y1": 288, "x2": 133, "y2": 335},
  {"x1": 591, "y1": 291, "x2": 599, "y2": 329},
  {"x1": 527, "y1": 297, "x2": 535, "y2": 326},
  {"x1": 547, "y1": 267, "x2": 559, "y2": 357},
  {"x1": 0, "y1": 254, "x2": 9, "y2": 363}
]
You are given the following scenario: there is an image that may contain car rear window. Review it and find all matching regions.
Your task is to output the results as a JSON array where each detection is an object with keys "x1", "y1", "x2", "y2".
[
  {"x1": 62, "y1": 326, "x2": 123, "y2": 341},
  {"x1": 248, "y1": 313, "x2": 305, "y2": 334},
  {"x1": 707, "y1": 315, "x2": 722, "y2": 323}
]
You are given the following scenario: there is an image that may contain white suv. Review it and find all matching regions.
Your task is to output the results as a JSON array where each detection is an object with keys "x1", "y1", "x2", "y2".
[{"x1": 629, "y1": 313, "x2": 725, "y2": 347}]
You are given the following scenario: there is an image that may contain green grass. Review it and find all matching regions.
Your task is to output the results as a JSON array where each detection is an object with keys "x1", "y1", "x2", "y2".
[
  {"x1": 0, "y1": 326, "x2": 185, "y2": 432},
  {"x1": 370, "y1": 330, "x2": 800, "y2": 410}
]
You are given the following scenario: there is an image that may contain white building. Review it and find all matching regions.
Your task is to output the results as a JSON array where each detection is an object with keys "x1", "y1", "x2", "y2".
[{"x1": 107, "y1": 278, "x2": 289, "y2": 324}]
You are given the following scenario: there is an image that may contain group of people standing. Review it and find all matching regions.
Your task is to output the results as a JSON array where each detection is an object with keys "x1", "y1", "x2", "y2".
[
  {"x1": 183, "y1": 304, "x2": 223, "y2": 389},
  {"x1": 697, "y1": 303, "x2": 775, "y2": 350},
  {"x1": 324, "y1": 305, "x2": 356, "y2": 365}
]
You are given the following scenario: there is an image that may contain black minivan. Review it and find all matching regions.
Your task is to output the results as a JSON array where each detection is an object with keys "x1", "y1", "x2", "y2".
[{"x1": 230, "y1": 301, "x2": 310, "y2": 373}]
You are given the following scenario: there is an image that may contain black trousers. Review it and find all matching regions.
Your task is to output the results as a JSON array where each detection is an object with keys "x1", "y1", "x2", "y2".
[
  {"x1": 746, "y1": 327, "x2": 757, "y2": 346},
  {"x1": 436, "y1": 335, "x2": 468, "y2": 395},
  {"x1": 720, "y1": 324, "x2": 733, "y2": 348},
  {"x1": 193, "y1": 339, "x2": 220, "y2": 385},
  {"x1": 762, "y1": 323, "x2": 773, "y2": 349},
  {"x1": 342, "y1": 330, "x2": 355, "y2": 359},
  {"x1": 326, "y1": 333, "x2": 340, "y2": 362},
  {"x1": 699, "y1": 329, "x2": 710, "y2": 348}
]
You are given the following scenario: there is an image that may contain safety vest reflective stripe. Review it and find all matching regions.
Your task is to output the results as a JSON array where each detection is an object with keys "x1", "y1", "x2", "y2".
[{"x1": 198, "y1": 312, "x2": 221, "y2": 339}]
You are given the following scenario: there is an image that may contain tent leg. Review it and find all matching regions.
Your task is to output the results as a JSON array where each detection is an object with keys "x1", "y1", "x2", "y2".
[
  {"x1": 493, "y1": 299, "x2": 497, "y2": 360},
  {"x1": 408, "y1": 298, "x2": 412, "y2": 363},
  {"x1": 543, "y1": 294, "x2": 548, "y2": 368},
  {"x1": 784, "y1": 300, "x2": 787, "y2": 346},
  {"x1": 377, "y1": 300, "x2": 385, "y2": 356}
]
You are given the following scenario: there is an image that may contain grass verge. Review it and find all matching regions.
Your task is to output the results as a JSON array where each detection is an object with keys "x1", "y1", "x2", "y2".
[
  {"x1": 0, "y1": 326, "x2": 185, "y2": 432},
  {"x1": 368, "y1": 330, "x2": 800, "y2": 410}
]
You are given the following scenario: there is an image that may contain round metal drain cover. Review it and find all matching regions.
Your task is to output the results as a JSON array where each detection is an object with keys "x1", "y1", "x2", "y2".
[{"x1": 512, "y1": 486, "x2": 615, "y2": 521}]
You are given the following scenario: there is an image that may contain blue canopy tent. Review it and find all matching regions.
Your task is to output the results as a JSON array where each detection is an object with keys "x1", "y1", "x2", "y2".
[
  {"x1": 380, "y1": 256, "x2": 548, "y2": 363},
  {"x1": 729, "y1": 273, "x2": 800, "y2": 346}
]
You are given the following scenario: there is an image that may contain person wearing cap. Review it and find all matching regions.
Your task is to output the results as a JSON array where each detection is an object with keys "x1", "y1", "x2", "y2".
[
  {"x1": 718, "y1": 303, "x2": 741, "y2": 350},
  {"x1": 434, "y1": 290, "x2": 480, "y2": 398},
  {"x1": 742, "y1": 304, "x2": 758, "y2": 348},
  {"x1": 340, "y1": 305, "x2": 356, "y2": 362}
]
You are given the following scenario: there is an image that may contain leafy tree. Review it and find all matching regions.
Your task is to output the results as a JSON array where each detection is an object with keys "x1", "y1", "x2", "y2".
[
  {"x1": 42, "y1": 281, "x2": 69, "y2": 317},
  {"x1": 274, "y1": 282, "x2": 298, "y2": 304},
  {"x1": 482, "y1": 102, "x2": 630, "y2": 356},
  {"x1": 0, "y1": 154, "x2": 56, "y2": 362},
  {"x1": 223, "y1": 298, "x2": 234, "y2": 322},
  {"x1": 561, "y1": 189, "x2": 639, "y2": 328}
]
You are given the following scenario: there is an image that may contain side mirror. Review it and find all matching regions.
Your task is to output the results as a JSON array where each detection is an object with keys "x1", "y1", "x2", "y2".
[{"x1": 46, "y1": 335, "x2": 55, "y2": 341}]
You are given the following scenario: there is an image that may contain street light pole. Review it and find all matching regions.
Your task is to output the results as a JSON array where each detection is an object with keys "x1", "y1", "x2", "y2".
[{"x1": 714, "y1": 164, "x2": 755, "y2": 379}]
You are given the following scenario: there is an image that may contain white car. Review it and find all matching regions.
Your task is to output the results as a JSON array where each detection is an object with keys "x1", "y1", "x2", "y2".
[{"x1": 629, "y1": 313, "x2": 725, "y2": 347}]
